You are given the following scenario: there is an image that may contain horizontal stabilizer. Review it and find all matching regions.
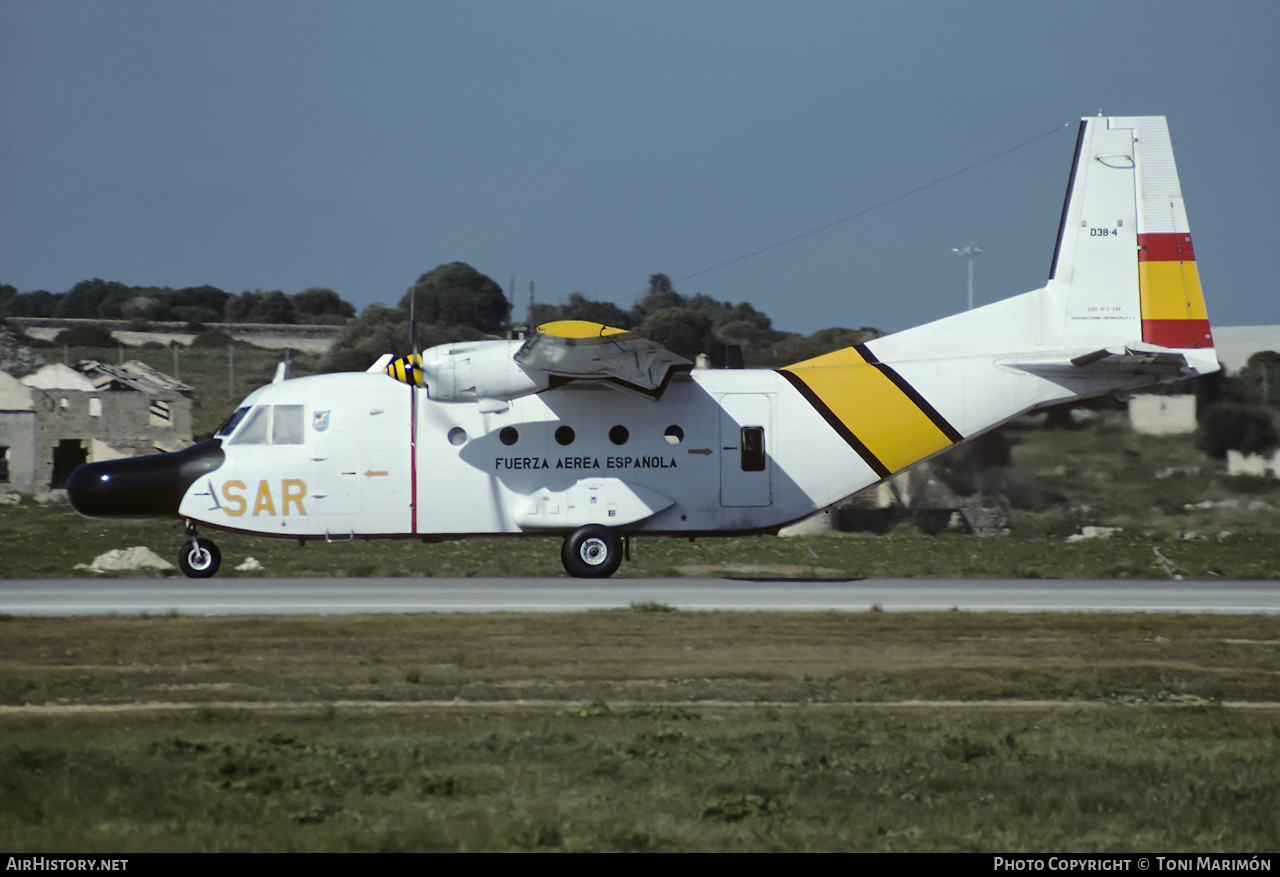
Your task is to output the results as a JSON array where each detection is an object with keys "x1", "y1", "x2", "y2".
[{"x1": 1002, "y1": 345, "x2": 1217, "y2": 380}]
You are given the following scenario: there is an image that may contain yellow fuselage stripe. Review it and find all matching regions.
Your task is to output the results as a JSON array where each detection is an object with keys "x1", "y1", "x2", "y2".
[{"x1": 784, "y1": 347, "x2": 956, "y2": 474}]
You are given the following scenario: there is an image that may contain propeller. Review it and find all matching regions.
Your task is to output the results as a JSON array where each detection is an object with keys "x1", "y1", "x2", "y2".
[{"x1": 408, "y1": 287, "x2": 419, "y2": 532}]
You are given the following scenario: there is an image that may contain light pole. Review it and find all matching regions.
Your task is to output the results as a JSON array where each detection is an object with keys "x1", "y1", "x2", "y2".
[{"x1": 952, "y1": 246, "x2": 983, "y2": 310}]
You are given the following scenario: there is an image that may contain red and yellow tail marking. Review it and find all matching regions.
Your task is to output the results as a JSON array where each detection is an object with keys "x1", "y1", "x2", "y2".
[
  {"x1": 780, "y1": 345, "x2": 962, "y2": 479},
  {"x1": 1138, "y1": 232, "x2": 1212, "y2": 348}
]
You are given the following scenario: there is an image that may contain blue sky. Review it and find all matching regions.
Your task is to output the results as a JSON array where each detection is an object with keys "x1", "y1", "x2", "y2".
[{"x1": 3, "y1": 1, "x2": 1276, "y2": 335}]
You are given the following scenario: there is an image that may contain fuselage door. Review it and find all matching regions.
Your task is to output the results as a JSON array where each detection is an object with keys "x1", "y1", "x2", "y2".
[
  {"x1": 309, "y1": 412, "x2": 362, "y2": 518},
  {"x1": 719, "y1": 393, "x2": 772, "y2": 507}
]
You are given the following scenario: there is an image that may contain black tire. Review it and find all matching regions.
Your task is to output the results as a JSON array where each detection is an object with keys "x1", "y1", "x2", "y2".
[
  {"x1": 178, "y1": 537, "x2": 221, "y2": 579},
  {"x1": 561, "y1": 525, "x2": 623, "y2": 578}
]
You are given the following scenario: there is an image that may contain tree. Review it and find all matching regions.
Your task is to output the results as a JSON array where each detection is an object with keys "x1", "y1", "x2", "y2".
[
  {"x1": 225, "y1": 290, "x2": 296, "y2": 324},
  {"x1": 1232, "y1": 351, "x2": 1280, "y2": 409},
  {"x1": 56, "y1": 279, "x2": 131, "y2": 319},
  {"x1": 630, "y1": 273, "x2": 683, "y2": 322},
  {"x1": 322, "y1": 303, "x2": 488, "y2": 373},
  {"x1": 324, "y1": 305, "x2": 406, "y2": 372},
  {"x1": 94, "y1": 283, "x2": 142, "y2": 320},
  {"x1": 292, "y1": 287, "x2": 356, "y2": 322},
  {"x1": 637, "y1": 306, "x2": 713, "y2": 360},
  {"x1": 168, "y1": 285, "x2": 231, "y2": 323},
  {"x1": 532, "y1": 292, "x2": 632, "y2": 330},
  {"x1": 687, "y1": 296, "x2": 782, "y2": 350},
  {"x1": 3, "y1": 290, "x2": 57, "y2": 317},
  {"x1": 119, "y1": 293, "x2": 163, "y2": 320},
  {"x1": 1196, "y1": 402, "x2": 1279, "y2": 459},
  {"x1": 400, "y1": 263, "x2": 508, "y2": 334}
]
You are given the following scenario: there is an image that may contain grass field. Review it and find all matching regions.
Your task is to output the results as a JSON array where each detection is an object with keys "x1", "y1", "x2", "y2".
[{"x1": 2, "y1": 612, "x2": 1279, "y2": 852}]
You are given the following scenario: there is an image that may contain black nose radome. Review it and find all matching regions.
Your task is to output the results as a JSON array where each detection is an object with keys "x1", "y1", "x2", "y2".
[{"x1": 67, "y1": 439, "x2": 226, "y2": 518}]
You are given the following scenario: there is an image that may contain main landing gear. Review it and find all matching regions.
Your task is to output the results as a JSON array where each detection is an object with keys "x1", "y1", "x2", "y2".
[
  {"x1": 178, "y1": 521, "x2": 221, "y2": 578},
  {"x1": 561, "y1": 525, "x2": 623, "y2": 579}
]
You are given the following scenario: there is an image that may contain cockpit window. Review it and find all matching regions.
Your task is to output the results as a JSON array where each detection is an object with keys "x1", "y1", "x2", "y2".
[
  {"x1": 215, "y1": 407, "x2": 251, "y2": 438},
  {"x1": 227, "y1": 404, "x2": 307, "y2": 446},
  {"x1": 230, "y1": 406, "x2": 270, "y2": 445},
  {"x1": 272, "y1": 405, "x2": 305, "y2": 445}
]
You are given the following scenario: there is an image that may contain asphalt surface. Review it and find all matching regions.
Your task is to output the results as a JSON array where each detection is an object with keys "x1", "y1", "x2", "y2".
[{"x1": 3, "y1": 577, "x2": 1280, "y2": 615}]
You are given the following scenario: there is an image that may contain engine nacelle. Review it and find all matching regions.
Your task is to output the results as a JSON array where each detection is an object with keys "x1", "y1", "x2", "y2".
[{"x1": 418, "y1": 339, "x2": 548, "y2": 403}]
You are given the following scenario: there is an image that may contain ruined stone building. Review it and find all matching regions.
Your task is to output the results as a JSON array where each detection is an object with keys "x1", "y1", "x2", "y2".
[{"x1": 0, "y1": 360, "x2": 192, "y2": 495}]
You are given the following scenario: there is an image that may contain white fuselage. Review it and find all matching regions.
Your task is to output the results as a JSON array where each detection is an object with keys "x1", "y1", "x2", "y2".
[{"x1": 176, "y1": 340, "x2": 1178, "y2": 543}]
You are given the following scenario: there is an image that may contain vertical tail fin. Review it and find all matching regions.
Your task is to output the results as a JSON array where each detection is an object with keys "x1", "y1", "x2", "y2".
[
  {"x1": 1049, "y1": 115, "x2": 1212, "y2": 350},
  {"x1": 847, "y1": 114, "x2": 1216, "y2": 367}
]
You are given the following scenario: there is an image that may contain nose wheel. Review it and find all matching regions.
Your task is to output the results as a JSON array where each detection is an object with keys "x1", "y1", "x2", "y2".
[
  {"x1": 561, "y1": 525, "x2": 623, "y2": 578},
  {"x1": 178, "y1": 523, "x2": 221, "y2": 578}
]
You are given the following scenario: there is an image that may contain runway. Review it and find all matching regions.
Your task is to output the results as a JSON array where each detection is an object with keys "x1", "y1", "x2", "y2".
[{"x1": 3, "y1": 577, "x2": 1280, "y2": 615}]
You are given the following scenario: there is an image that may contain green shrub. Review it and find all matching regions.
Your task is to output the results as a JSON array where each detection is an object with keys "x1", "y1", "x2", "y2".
[
  {"x1": 1196, "y1": 403, "x2": 1279, "y2": 459},
  {"x1": 52, "y1": 324, "x2": 115, "y2": 347},
  {"x1": 189, "y1": 330, "x2": 235, "y2": 349}
]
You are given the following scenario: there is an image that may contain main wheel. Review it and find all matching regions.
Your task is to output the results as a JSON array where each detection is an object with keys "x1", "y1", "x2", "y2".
[
  {"x1": 561, "y1": 525, "x2": 623, "y2": 578},
  {"x1": 178, "y1": 537, "x2": 221, "y2": 578}
]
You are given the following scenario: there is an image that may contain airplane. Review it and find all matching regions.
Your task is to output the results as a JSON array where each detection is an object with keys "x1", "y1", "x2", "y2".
[{"x1": 67, "y1": 114, "x2": 1218, "y2": 578}]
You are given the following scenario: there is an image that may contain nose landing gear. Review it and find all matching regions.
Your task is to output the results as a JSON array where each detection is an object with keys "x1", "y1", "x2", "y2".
[{"x1": 178, "y1": 521, "x2": 221, "y2": 578}]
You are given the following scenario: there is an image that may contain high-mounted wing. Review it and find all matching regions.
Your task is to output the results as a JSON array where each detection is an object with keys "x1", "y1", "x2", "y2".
[
  {"x1": 515, "y1": 320, "x2": 692, "y2": 397},
  {"x1": 380, "y1": 320, "x2": 691, "y2": 403}
]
